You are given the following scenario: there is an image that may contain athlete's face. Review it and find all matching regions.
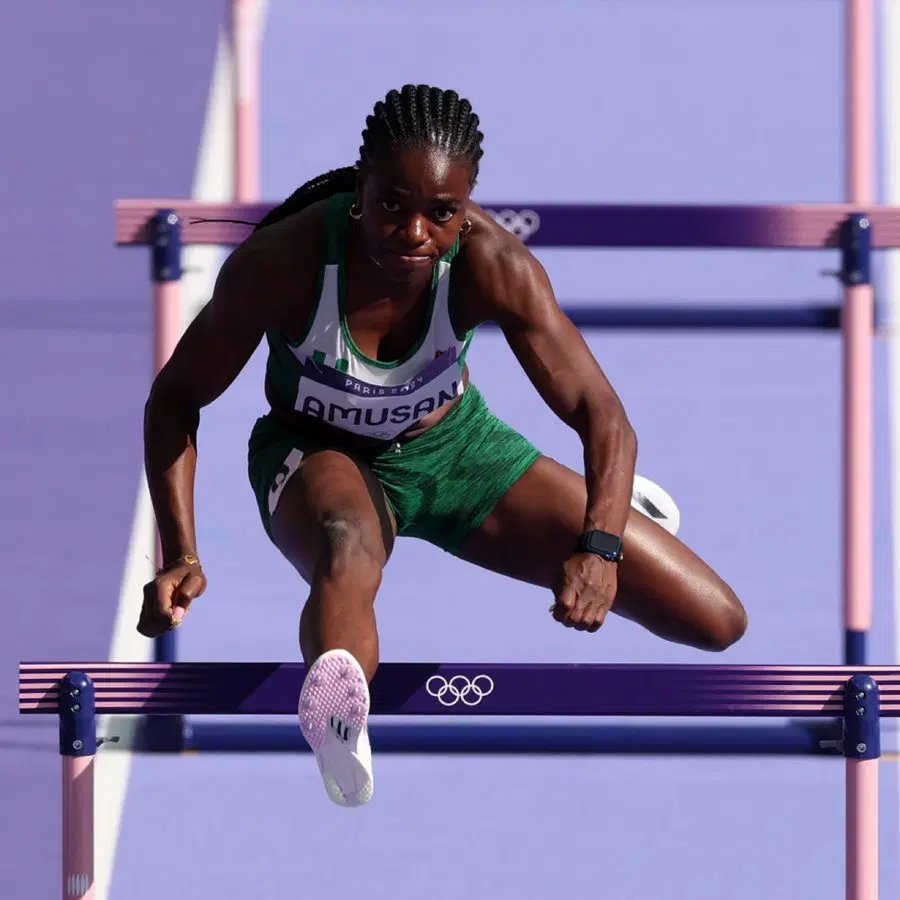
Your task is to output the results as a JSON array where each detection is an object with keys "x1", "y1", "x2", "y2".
[{"x1": 357, "y1": 147, "x2": 474, "y2": 281}]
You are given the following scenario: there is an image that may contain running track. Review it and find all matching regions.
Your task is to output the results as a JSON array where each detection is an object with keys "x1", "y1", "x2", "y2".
[{"x1": 2, "y1": 2, "x2": 899, "y2": 899}]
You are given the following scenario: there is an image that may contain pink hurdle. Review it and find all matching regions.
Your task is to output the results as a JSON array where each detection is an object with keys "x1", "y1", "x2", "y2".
[{"x1": 42, "y1": 665, "x2": 889, "y2": 899}]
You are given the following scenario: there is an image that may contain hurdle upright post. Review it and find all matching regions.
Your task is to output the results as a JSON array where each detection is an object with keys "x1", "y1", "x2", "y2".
[
  {"x1": 59, "y1": 672, "x2": 96, "y2": 900},
  {"x1": 842, "y1": 0, "x2": 876, "y2": 666},
  {"x1": 231, "y1": 0, "x2": 261, "y2": 202},
  {"x1": 144, "y1": 211, "x2": 189, "y2": 752},
  {"x1": 843, "y1": 673, "x2": 880, "y2": 900},
  {"x1": 149, "y1": 210, "x2": 183, "y2": 669}
]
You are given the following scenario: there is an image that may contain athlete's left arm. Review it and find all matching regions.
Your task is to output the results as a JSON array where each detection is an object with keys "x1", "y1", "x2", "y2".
[{"x1": 470, "y1": 236, "x2": 637, "y2": 539}]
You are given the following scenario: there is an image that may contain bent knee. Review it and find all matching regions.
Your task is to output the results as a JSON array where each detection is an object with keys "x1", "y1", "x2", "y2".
[
  {"x1": 318, "y1": 513, "x2": 384, "y2": 591},
  {"x1": 701, "y1": 582, "x2": 748, "y2": 651}
]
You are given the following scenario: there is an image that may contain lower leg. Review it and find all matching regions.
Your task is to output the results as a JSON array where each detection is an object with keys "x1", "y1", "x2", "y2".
[{"x1": 299, "y1": 551, "x2": 381, "y2": 681}]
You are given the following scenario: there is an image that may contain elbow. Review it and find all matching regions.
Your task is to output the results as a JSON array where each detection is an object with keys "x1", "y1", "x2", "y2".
[
  {"x1": 144, "y1": 376, "x2": 199, "y2": 439},
  {"x1": 618, "y1": 410, "x2": 638, "y2": 460}
]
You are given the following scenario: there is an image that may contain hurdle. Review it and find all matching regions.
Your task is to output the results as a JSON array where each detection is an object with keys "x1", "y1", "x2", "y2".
[
  {"x1": 114, "y1": 200, "x2": 900, "y2": 756},
  {"x1": 18, "y1": 662, "x2": 898, "y2": 900},
  {"x1": 112, "y1": 0, "x2": 890, "y2": 755}
]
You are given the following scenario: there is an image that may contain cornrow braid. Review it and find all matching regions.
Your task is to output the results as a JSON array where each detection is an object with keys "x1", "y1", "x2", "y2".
[{"x1": 253, "y1": 84, "x2": 483, "y2": 233}]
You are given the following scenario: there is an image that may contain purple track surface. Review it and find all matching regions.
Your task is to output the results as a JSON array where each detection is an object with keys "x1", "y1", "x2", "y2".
[{"x1": 3, "y1": 1, "x2": 899, "y2": 899}]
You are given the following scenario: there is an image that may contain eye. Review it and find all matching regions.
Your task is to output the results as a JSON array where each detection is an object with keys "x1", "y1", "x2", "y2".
[
  {"x1": 380, "y1": 200, "x2": 402, "y2": 213},
  {"x1": 433, "y1": 205, "x2": 458, "y2": 224}
]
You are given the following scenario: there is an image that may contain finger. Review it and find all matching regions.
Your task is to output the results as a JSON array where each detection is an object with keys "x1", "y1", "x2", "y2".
[
  {"x1": 171, "y1": 572, "x2": 206, "y2": 623},
  {"x1": 584, "y1": 597, "x2": 613, "y2": 633},
  {"x1": 137, "y1": 581, "x2": 169, "y2": 637},
  {"x1": 562, "y1": 587, "x2": 593, "y2": 629}
]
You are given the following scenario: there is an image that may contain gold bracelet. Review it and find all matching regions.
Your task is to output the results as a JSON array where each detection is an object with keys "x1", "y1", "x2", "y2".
[{"x1": 156, "y1": 554, "x2": 200, "y2": 575}]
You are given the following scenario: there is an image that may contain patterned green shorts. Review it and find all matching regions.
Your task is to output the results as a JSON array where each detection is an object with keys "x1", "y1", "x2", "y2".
[{"x1": 247, "y1": 383, "x2": 541, "y2": 555}]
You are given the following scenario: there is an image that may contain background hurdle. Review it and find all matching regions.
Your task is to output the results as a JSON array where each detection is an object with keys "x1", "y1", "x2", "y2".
[
  {"x1": 19, "y1": 662, "x2": 898, "y2": 900},
  {"x1": 115, "y1": 199, "x2": 900, "y2": 755}
]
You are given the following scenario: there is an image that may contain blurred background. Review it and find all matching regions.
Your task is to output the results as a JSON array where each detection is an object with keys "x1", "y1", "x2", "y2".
[{"x1": 3, "y1": 1, "x2": 900, "y2": 897}]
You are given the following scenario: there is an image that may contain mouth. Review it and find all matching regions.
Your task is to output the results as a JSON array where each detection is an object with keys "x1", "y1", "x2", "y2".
[{"x1": 380, "y1": 249, "x2": 436, "y2": 268}]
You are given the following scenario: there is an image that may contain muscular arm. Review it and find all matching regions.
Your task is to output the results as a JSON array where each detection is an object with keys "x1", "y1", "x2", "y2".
[
  {"x1": 144, "y1": 240, "x2": 280, "y2": 564},
  {"x1": 465, "y1": 233, "x2": 637, "y2": 540}
]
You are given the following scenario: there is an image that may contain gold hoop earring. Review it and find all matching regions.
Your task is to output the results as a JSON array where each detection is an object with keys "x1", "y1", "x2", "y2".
[
  {"x1": 348, "y1": 199, "x2": 362, "y2": 220},
  {"x1": 460, "y1": 218, "x2": 472, "y2": 235}
]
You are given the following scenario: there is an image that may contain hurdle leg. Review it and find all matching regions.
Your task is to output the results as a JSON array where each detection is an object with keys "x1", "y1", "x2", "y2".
[
  {"x1": 840, "y1": 213, "x2": 874, "y2": 667},
  {"x1": 149, "y1": 208, "x2": 183, "y2": 668},
  {"x1": 59, "y1": 672, "x2": 97, "y2": 899},
  {"x1": 844, "y1": 673, "x2": 880, "y2": 900},
  {"x1": 141, "y1": 209, "x2": 188, "y2": 753},
  {"x1": 841, "y1": 0, "x2": 875, "y2": 667}
]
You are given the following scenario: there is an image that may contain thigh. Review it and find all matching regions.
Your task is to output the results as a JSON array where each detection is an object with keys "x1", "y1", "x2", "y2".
[
  {"x1": 269, "y1": 446, "x2": 397, "y2": 583},
  {"x1": 457, "y1": 454, "x2": 746, "y2": 648}
]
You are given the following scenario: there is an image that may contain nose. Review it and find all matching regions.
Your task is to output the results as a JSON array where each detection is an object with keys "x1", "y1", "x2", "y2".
[{"x1": 398, "y1": 215, "x2": 429, "y2": 246}]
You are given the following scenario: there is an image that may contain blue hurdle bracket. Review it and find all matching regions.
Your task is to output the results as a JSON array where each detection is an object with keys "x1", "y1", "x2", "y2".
[
  {"x1": 149, "y1": 209, "x2": 182, "y2": 284},
  {"x1": 838, "y1": 213, "x2": 873, "y2": 288},
  {"x1": 58, "y1": 672, "x2": 97, "y2": 759},
  {"x1": 843, "y1": 673, "x2": 881, "y2": 760}
]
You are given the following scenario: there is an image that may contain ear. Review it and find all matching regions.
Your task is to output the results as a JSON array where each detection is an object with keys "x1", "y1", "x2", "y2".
[{"x1": 355, "y1": 160, "x2": 371, "y2": 198}]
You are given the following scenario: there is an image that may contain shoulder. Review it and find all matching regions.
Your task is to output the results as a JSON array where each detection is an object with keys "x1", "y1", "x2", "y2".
[
  {"x1": 214, "y1": 199, "x2": 329, "y2": 330},
  {"x1": 453, "y1": 204, "x2": 554, "y2": 327},
  {"x1": 225, "y1": 198, "x2": 328, "y2": 284}
]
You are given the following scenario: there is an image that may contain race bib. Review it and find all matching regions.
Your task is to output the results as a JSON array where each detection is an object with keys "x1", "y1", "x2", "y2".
[{"x1": 294, "y1": 348, "x2": 463, "y2": 441}]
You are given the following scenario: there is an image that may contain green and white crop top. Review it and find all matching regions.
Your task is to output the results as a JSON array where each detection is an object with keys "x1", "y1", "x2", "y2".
[{"x1": 264, "y1": 192, "x2": 475, "y2": 441}]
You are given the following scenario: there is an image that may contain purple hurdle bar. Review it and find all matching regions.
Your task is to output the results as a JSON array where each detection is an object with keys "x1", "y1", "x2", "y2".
[{"x1": 20, "y1": 663, "x2": 896, "y2": 900}]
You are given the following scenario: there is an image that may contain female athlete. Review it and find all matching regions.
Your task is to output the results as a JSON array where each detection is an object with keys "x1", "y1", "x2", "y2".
[{"x1": 139, "y1": 84, "x2": 747, "y2": 807}]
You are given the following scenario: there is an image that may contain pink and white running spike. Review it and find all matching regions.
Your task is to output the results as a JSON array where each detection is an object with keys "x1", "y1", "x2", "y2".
[{"x1": 298, "y1": 649, "x2": 373, "y2": 807}]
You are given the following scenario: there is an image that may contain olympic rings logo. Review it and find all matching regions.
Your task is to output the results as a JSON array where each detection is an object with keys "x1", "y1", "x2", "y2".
[
  {"x1": 484, "y1": 208, "x2": 542, "y2": 242},
  {"x1": 425, "y1": 674, "x2": 495, "y2": 707}
]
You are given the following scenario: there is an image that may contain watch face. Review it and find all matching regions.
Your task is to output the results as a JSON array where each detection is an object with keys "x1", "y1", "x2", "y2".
[{"x1": 584, "y1": 531, "x2": 622, "y2": 559}]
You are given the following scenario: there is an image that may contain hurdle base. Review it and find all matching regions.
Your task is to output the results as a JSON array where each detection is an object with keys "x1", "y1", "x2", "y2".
[{"x1": 158, "y1": 719, "x2": 844, "y2": 755}]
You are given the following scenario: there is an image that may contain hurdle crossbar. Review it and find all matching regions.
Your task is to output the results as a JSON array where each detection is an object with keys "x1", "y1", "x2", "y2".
[{"x1": 21, "y1": 662, "x2": 897, "y2": 900}]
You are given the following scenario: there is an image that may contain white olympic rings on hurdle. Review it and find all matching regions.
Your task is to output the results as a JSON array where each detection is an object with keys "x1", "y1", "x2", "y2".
[
  {"x1": 484, "y1": 208, "x2": 542, "y2": 242},
  {"x1": 425, "y1": 674, "x2": 495, "y2": 707}
]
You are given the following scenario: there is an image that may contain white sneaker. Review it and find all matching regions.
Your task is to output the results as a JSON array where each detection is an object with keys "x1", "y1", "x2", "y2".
[
  {"x1": 631, "y1": 474, "x2": 681, "y2": 536},
  {"x1": 297, "y1": 649, "x2": 374, "y2": 808}
]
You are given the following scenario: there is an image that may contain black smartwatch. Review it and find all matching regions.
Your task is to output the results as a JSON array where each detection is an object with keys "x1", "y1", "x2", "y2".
[{"x1": 576, "y1": 530, "x2": 624, "y2": 563}]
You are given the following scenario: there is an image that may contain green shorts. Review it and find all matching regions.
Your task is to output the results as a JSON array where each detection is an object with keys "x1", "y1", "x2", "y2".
[{"x1": 247, "y1": 384, "x2": 541, "y2": 555}]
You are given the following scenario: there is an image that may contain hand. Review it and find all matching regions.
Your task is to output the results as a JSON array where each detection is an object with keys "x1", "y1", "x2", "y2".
[
  {"x1": 137, "y1": 557, "x2": 207, "y2": 638},
  {"x1": 550, "y1": 552, "x2": 618, "y2": 632}
]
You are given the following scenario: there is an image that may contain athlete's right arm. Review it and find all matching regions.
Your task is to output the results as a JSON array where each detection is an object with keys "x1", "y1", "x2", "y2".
[{"x1": 143, "y1": 239, "x2": 279, "y2": 567}]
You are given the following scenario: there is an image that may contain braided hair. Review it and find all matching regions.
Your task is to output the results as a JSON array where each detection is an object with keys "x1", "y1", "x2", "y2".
[{"x1": 252, "y1": 84, "x2": 484, "y2": 233}]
